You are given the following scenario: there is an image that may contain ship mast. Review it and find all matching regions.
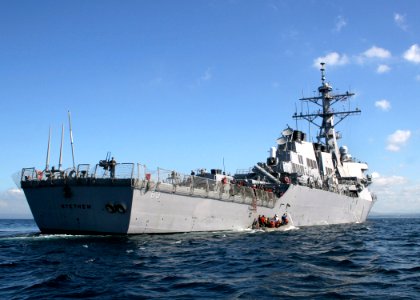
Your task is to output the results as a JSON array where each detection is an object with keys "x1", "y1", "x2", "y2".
[{"x1": 293, "y1": 62, "x2": 360, "y2": 166}]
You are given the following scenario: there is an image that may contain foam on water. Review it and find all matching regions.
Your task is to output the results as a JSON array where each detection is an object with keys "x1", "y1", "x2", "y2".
[{"x1": 282, "y1": 225, "x2": 299, "y2": 231}]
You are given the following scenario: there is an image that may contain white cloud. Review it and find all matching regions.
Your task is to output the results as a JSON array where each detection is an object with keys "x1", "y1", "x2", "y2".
[
  {"x1": 375, "y1": 99, "x2": 391, "y2": 111},
  {"x1": 371, "y1": 172, "x2": 380, "y2": 179},
  {"x1": 386, "y1": 144, "x2": 400, "y2": 152},
  {"x1": 376, "y1": 64, "x2": 391, "y2": 74},
  {"x1": 386, "y1": 129, "x2": 411, "y2": 152},
  {"x1": 372, "y1": 174, "x2": 407, "y2": 186},
  {"x1": 0, "y1": 200, "x2": 7, "y2": 208},
  {"x1": 394, "y1": 13, "x2": 408, "y2": 31},
  {"x1": 356, "y1": 46, "x2": 392, "y2": 66},
  {"x1": 0, "y1": 188, "x2": 31, "y2": 217},
  {"x1": 313, "y1": 52, "x2": 349, "y2": 68},
  {"x1": 403, "y1": 44, "x2": 420, "y2": 64},
  {"x1": 371, "y1": 175, "x2": 420, "y2": 214},
  {"x1": 334, "y1": 16, "x2": 347, "y2": 32},
  {"x1": 363, "y1": 46, "x2": 391, "y2": 59}
]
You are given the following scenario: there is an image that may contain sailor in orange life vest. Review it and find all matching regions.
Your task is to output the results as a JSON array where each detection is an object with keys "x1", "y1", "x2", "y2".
[
  {"x1": 259, "y1": 215, "x2": 266, "y2": 227},
  {"x1": 256, "y1": 214, "x2": 287, "y2": 228}
]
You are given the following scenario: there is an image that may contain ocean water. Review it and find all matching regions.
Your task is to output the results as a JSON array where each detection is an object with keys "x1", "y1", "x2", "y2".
[{"x1": 0, "y1": 218, "x2": 419, "y2": 299}]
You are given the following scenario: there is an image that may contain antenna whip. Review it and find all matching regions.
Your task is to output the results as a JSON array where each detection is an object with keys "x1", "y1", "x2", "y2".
[
  {"x1": 68, "y1": 111, "x2": 76, "y2": 170},
  {"x1": 45, "y1": 126, "x2": 51, "y2": 171}
]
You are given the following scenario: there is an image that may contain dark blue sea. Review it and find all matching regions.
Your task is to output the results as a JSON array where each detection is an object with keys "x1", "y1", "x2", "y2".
[{"x1": 0, "y1": 218, "x2": 419, "y2": 299}]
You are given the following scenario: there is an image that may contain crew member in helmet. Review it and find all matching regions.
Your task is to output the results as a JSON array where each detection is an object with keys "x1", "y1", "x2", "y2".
[
  {"x1": 273, "y1": 214, "x2": 281, "y2": 227},
  {"x1": 281, "y1": 213, "x2": 288, "y2": 225}
]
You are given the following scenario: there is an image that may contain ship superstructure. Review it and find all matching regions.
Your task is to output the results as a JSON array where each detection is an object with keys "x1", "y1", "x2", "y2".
[
  {"x1": 239, "y1": 63, "x2": 373, "y2": 199},
  {"x1": 20, "y1": 64, "x2": 375, "y2": 234}
]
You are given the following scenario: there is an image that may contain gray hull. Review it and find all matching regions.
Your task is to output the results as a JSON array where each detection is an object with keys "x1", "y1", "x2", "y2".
[{"x1": 23, "y1": 181, "x2": 374, "y2": 234}]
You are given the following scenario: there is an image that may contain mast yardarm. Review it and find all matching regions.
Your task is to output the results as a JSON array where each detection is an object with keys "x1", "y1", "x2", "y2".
[{"x1": 293, "y1": 62, "x2": 361, "y2": 165}]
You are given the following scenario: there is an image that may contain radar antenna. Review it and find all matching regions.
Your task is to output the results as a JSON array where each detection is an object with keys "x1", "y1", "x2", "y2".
[{"x1": 293, "y1": 62, "x2": 361, "y2": 165}]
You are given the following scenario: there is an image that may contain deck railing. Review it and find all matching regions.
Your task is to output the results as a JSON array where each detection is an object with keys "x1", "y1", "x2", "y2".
[
  {"x1": 20, "y1": 164, "x2": 277, "y2": 208},
  {"x1": 132, "y1": 166, "x2": 276, "y2": 208},
  {"x1": 21, "y1": 163, "x2": 135, "y2": 183}
]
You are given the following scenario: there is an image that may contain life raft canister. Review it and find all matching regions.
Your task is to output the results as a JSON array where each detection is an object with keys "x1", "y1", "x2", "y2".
[
  {"x1": 115, "y1": 203, "x2": 126, "y2": 214},
  {"x1": 105, "y1": 203, "x2": 115, "y2": 213},
  {"x1": 69, "y1": 170, "x2": 76, "y2": 179}
]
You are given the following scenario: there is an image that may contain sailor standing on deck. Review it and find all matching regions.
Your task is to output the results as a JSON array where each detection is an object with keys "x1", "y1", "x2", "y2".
[{"x1": 110, "y1": 157, "x2": 116, "y2": 178}]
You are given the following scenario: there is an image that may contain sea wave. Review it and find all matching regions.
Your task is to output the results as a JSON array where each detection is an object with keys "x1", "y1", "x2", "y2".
[{"x1": 0, "y1": 218, "x2": 419, "y2": 299}]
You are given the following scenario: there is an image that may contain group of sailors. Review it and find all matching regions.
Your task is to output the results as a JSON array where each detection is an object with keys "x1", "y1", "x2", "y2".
[{"x1": 253, "y1": 213, "x2": 289, "y2": 229}]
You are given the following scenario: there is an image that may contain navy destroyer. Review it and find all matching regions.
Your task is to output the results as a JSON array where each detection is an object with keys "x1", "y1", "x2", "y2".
[{"x1": 20, "y1": 63, "x2": 376, "y2": 234}]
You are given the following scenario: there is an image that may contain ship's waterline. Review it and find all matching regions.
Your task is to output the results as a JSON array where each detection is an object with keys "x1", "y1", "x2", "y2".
[{"x1": 21, "y1": 172, "x2": 374, "y2": 234}]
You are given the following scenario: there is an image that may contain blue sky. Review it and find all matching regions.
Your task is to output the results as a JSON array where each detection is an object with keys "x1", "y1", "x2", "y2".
[{"x1": 1, "y1": 0, "x2": 420, "y2": 217}]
